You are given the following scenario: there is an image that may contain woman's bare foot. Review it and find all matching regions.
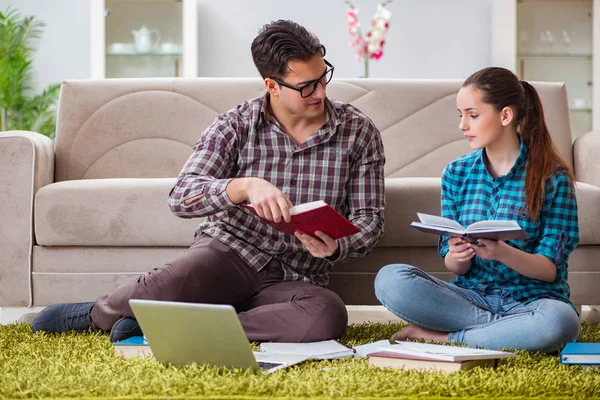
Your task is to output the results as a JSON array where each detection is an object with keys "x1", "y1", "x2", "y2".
[{"x1": 390, "y1": 324, "x2": 449, "y2": 343}]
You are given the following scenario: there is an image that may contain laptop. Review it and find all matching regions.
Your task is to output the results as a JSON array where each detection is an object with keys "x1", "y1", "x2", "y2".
[{"x1": 128, "y1": 299, "x2": 310, "y2": 373}]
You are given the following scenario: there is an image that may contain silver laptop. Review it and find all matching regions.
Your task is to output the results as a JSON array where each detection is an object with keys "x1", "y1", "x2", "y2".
[{"x1": 128, "y1": 299, "x2": 310, "y2": 373}]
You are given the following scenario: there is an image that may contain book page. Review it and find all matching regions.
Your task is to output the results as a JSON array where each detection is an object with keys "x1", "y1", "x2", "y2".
[
  {"x1": 466, "y1": 220, "x2": 521, "y2": 233},
  {"x1": 260, "y1": 339, "x2": 354, "y2": 357},
  {"x1": 416, "y1": 213, "x2": 464, "y2": 231},
  {"x1": 353, "y1": 339, "x2": 392, "y2": 358},
  {"x1": 290, "y1": 200, "x2": 327, "y2": 215}
]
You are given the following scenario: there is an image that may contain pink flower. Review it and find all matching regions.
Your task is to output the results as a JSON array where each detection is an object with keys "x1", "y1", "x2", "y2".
[
  {"x1": 370, "y1": 50, "x2": 383, "y2": 60},
  {"x1": 344, "y1": 0, "x2": 392, "y2": 70}
]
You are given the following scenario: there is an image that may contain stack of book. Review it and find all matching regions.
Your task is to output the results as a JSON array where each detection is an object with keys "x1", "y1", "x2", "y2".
[{"x1": 368, "y1": 342, "x2": 516, "y2": 373}]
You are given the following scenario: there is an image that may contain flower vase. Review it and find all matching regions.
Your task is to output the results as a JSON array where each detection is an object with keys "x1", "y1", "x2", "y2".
[{"x1": 362, "y1": 57, "x2": 369, "y2": 78}]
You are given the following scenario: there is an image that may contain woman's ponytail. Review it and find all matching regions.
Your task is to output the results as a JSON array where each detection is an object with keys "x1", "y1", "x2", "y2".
[{"x1": 463, "y1": 67, "x2": 575, "y2": 220}]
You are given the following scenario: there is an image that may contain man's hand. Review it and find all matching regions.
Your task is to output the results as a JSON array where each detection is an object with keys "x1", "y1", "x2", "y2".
[
  {"x1": 244, "y1": 178, "x2": 293, "y2": 223},
  {"x1": 295, "y1": 230, "x2": 339, "y2": 258}
]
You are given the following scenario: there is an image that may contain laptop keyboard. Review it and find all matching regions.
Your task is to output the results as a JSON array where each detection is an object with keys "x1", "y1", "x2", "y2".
[{"x1": 257, "y1": 361, "x2": 285, "y2": 370}]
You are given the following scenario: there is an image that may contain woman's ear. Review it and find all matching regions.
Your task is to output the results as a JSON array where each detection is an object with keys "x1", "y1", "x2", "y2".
[{"x1": 501, "y1": 106, "x2": 514, "y2": 126}]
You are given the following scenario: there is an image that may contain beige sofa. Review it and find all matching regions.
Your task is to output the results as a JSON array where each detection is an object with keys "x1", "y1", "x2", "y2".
[{"x1": 2, "y1": 78, "x2": 600, "y2": 317}]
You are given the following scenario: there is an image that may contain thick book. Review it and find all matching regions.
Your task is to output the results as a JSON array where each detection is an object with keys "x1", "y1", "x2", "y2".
[
  {"x1": 411, "y1": 212, "x2": 528, "y2": 243},
  {"x1": 113, "y1": 336, "x2": 153, "y2": 359},
  {"x1": 378, "y1": 342, "x2": 516, "y2": 362},
  {"x1": 368, "y1": 351, "x2": 498, "y2": 372},
  {"x1": 242, "y1": 200, "x2": 360, "y2": 240},
  {"x1": 560, "y1": 342, "x2": 600, "y2": 365}
]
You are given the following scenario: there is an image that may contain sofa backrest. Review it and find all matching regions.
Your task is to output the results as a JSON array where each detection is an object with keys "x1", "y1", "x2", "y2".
[{"x1": 54, "y1": 78, "x2": 573, "y2": 182}]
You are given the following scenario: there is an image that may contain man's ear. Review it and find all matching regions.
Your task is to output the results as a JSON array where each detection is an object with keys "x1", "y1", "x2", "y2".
[
  {"x1": 501, "y1": 106, "x2": 514, "y2": 126},
  {"x1": 265, "y1": 78, "x2": 279, "y2": 98}
]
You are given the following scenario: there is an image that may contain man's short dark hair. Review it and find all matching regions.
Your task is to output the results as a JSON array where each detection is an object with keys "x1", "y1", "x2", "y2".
[{"x1": 251, "y1": 20, "x2": 325, "y2": 80}]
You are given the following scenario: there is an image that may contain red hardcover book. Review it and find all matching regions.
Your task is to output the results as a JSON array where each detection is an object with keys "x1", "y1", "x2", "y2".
[{"x1": 242, "y1": 200, "x2": 360, "y2": 239}]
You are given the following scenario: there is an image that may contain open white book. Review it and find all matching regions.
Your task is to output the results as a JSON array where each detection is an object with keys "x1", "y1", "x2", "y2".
[
  {"x1": 378, "y1": 342, "x2": 516, "y2": 362},
  {"x1": 259, "y1": 339, "x2": 355, "y2": 360},
  {"x1": 411, "y1": 213, "x2": 528, "y2": 243}
]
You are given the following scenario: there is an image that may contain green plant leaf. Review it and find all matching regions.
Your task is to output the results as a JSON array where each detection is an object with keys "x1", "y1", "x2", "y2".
[{"x1": 0, "y1": 6, "x2": 58, "y2": 138}]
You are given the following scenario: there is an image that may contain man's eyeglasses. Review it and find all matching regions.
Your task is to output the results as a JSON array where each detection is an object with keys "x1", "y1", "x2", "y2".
[{"x1": 272, "y1": 60, "x2": 335, "y2": 98}]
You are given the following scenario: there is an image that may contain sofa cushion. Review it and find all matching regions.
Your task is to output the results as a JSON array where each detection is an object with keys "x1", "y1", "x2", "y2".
[
  {"x1": 575, "y1": 182, "x2": 600, "y2": 245},
  {"x1": 35, "y1": 178, "x2": 199, "y2": 246},
  {"x1": 380, "y1": 179, "x2": 600, "y2": 247},
  {"x1": 34, "y1": 177, "x2": 445, "y2": 248},
  {"x1": 54, "y1": 79, "x2": 574, "y2": 182},
  {"x1": 379, "y1": 178, "x2": 441, "y2": 247},
  {"x1": 34, "y1": 177, "x2": 600, "y2": 248}
]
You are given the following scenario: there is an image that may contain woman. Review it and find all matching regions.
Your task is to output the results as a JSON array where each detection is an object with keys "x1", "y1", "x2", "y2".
[{"x1": 374, "y1": 67, "x2": 580, "y2": 353}]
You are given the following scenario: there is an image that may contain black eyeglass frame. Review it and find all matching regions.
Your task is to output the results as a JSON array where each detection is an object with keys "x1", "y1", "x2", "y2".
[{"x1": 271, "y1": 60, "x2": 335, "y2": 98}]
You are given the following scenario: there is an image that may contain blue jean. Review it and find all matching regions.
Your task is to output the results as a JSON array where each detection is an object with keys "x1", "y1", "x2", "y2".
[{"x1": 374, "y1": 264, "x2": 580, "y2": 353}]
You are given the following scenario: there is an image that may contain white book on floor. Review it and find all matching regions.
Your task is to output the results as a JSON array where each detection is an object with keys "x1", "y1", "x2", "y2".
[
  {"x1": 378, "y1": 342, "x2": 516, "y2": 362},
  {"x1": 259, "y1": 339, "x2": 355, "y2": 360},
  {"x1": 353, "y1": 339, "x2": 392, "y2": 358}
]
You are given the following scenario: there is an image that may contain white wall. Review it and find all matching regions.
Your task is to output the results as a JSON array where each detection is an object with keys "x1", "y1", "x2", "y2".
[
  {"x1": 0, "y1": 0, "x2": 91, "y2": 94},
  {"x1": 196, "y1": 0, "x2": 492, "y2": 79},
  {"x1": 2, "y1": 0, "x2": 493, "y2": 93}
]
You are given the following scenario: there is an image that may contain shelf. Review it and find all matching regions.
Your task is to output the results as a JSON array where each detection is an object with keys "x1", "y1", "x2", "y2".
[
  {"x1": 569, "y1": 108, "x2": 592, "y2": 113},
  {"x1": 517, "y1": 53, "x2": 592, "y2": 58},
  {"x1": 106, "y1": 52, "x2": 183, "y2": 57}
]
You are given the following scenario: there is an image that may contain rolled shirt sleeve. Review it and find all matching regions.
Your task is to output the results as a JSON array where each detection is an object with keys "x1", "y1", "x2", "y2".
[
  {"x1": 533, "y1": 171, "x2": 579, "y2": 266},
  {"x1": 168, "y1": 116, "x2": 239, "y2": 218}
]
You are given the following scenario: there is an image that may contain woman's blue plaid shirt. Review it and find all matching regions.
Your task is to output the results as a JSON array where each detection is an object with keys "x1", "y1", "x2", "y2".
[{"x1": 438, "y1": 139, "x2": 579, "y2": 310}]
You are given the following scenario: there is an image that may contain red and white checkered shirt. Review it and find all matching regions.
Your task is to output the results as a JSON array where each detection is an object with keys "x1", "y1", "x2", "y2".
[{"x1": 168, "y1": 94, "x2": 385, "y2": 286}]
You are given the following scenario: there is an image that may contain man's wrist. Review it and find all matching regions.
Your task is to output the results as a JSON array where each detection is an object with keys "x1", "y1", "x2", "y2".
[{"x1": 226, "y1": 177, "x2": 252, "y2": 204}]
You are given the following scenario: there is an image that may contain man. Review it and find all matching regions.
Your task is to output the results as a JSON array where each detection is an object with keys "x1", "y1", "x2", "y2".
[{"x1": 32, "y1": 20, "x2": 385, "y2": 343}]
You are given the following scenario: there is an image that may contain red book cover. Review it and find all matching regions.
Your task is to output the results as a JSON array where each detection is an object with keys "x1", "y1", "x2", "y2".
[{"x1": 242, "y1": 200, "x2": 360, "y2": 239}]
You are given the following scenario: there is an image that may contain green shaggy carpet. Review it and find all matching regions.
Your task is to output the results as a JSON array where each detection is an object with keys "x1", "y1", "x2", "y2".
[{"x1": 2, "y1": 322, "x2": 600, "y2": 399}]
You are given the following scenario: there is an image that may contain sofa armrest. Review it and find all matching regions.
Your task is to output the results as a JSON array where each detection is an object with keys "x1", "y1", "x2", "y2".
[
  {"x1": 0, "y1": 131, "x2": 54, "y2": 306},
  {"x1": 574, "y1": 130, "x2": 600, "y2": 187}
]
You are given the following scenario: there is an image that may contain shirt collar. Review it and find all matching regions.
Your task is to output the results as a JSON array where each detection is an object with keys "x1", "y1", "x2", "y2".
[
  {"x1": 511, "y1": 134, "x2": 528, "y2": 174},
  {"x1": 259, "y1": 93, "x2": 340, "y2": 131}
]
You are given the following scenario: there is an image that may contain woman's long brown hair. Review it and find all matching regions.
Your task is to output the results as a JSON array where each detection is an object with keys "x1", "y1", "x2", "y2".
[{"x1": 463, "y1": 67, "x2": 575, "y2": 219}]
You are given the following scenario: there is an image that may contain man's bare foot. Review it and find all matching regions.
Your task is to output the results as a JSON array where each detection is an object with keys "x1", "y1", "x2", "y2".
[{"x1": 390, "y1": 324, "x2": 449, "y2": 343}]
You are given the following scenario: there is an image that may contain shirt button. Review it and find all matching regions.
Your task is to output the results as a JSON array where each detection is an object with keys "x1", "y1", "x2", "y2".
[
  {"x1": 290, "y1": 178, "x2": 297, "y2": 185},
  {"x1": 490, "y1": 210, "x2": 496, "y2": 216}
]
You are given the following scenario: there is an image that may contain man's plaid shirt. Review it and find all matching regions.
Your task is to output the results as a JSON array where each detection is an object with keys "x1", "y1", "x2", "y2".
[
  {"x1": 168, "y1": 94, "x2": 385, "y2": 287},
  {"x1": 439, "y1": 139, "x2": 579, "y2": 310}
]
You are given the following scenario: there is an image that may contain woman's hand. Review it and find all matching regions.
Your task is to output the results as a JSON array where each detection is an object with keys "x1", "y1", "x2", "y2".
[
  {"x1": 448, "y1": 237, "x2": 476, "y2": 262},
  {"x1": 470, "y1": 238, "x2": 505, "y2": 260}
]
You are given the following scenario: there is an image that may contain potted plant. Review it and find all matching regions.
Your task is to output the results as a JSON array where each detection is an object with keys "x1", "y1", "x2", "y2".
[{"x1": 0, "y1": 7, "x2": 60, "y2": 138}]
